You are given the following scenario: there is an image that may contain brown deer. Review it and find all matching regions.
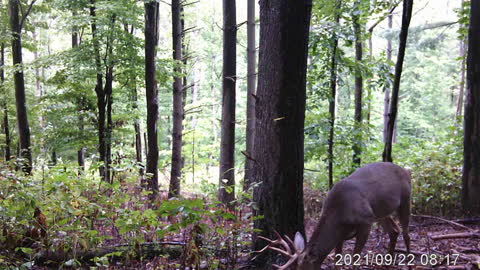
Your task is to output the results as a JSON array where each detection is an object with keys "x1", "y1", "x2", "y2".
[{"x1": 257, "y1": 162, "x2": 411, "y2": 269}]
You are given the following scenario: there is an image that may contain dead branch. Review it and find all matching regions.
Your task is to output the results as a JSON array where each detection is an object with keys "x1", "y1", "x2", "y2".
[
  {"x1": 412, "y1": 214, "x2": 474, "y2": 231},
  {"x1": 431, "y1": 232, "x2": 480, "y2": 241},
  {"x1": 452, "y1": 218, "x2": 480, "y2": 225}
]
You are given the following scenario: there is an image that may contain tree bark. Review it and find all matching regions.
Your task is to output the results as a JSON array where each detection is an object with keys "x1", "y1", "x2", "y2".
[
  {"x1": 352, "y1": 5, "x2": 363, "y2": 167},
  {"x1": 90, "y1": 0, "x2": 108, "y2": 182},
  {"x1": 243, "y1": 0, "x2": 256, "y2": 192},
  {"x1": 382, "y1": 0, "x2": 413, "y2": 162},
  {"x1": 252, "y1": 0, "x2": 312, "y2": 266},
  {"x1": 456, "y1": 0, "x2": 467, "y2": 119},
  {"x1": 132, "y1": 85, "x2": 143, "y2": 176},
  {"x1": 169, "y1": 0, "x2": 184, "y2": 198},
  {"x1": 457, "y1": 40, "x2": 466, "y2": 118},
  {"x1": 462, "y1": 0, "x2": 480, "y2": 213},
  {"x1": 145, "y1": 0, "x2": 160, "y2": 196},
  {"x1": 1, "y1": 43, "x2": 10, "y2": 162},
  {"x1": 105, "y1": 65, "x2": 113, "y2": 183},
  {"x1": 218, "y1": 0, "x2": 237, "y2": 207},
  {"x1": 72, "y1": 12, "x2": 85, "y2": 171},
  {"x1": 328, "y1": 0, "x2": 341, "y2": 190},
  {"x1": 383, "y1": 3, "x2": 393, "y2": 143},
  {"x1": 9, "y1": 0, "x2": 32, "y2": 174}
]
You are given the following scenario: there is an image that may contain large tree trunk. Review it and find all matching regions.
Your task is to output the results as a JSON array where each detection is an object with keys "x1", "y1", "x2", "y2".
[
  {"x1": 9, "y1": 0, "x2": 32, "y2": 174},
  {"x1": 352, "y1": 6, "x2": 363, "y2": 167},
  {"x1": 382, "y1": 0, "x2": 413, "y2": 162},
  {"x1": 243, "y1": 0, "x2": 256, "y2": 192},
  {"x1": 328, "y1": 0, "x2": 341, "y2": 190},
  {"x1": 462, "y1": 0, "x2": 480, "y2": 213},
  {"x1": 169, "y1": 0, "x2": 184, "y2": 198},
  {"x1": 1, "y1": 43, "x2": 10, "y2": 162},
  {"x1": 218, "y1": 0, "x2": 237, "y2": 207},
  {"x1": 252, "y1": 0, "x2": 312, "y2": 267},
  {"x1": 383, "y1": 4, "x2": 393, "y2": 143},
  {"x1": 144, "y1": 0, "x2": 160, "y2": 196}
]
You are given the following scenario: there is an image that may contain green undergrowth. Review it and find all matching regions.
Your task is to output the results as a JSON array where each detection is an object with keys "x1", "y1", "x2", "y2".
[{"x1": 0, "y1": 161, "x2": 253, "y2": 269}]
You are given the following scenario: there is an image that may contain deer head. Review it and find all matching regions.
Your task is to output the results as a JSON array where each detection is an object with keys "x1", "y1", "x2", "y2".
[{"x1": 256, "y1": 162, "x2": 411, "y2": 269}]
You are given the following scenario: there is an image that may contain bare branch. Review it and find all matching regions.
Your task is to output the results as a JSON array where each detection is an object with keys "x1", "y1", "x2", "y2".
[{"x1": 19, "y1": 0, "x2": 37, "y2": 31}]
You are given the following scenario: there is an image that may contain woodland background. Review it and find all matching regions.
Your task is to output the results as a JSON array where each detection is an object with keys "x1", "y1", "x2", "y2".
[{"x1": 0, "y1": 0, "x2": 479, "y2": 268}]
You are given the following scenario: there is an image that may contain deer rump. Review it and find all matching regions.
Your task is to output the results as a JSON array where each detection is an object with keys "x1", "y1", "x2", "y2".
[{"x1": 257, "y1": 162, "x2": 411, "y2": 270}]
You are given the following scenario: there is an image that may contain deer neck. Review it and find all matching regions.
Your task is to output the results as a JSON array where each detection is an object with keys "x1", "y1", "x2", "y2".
[{"x1": 302, "y1": 215, "x2": 344, "y2": 266}]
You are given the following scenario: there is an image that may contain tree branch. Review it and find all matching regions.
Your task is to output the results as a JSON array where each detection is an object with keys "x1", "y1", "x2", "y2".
[
  {"x1": 19, "y1": 0, "x2": 37, "y2": 31},
  {"x1": 368, "y1": 0, "x2": 401, "y2": 33}
]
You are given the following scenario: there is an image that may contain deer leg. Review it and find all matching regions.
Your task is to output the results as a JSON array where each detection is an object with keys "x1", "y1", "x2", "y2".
[
  {"x1": 353, "y1": 224, "x2": 371, "y2": 255},
  {"x1": 378, "y1": 217, "x2": 399, "y2": 254},
  {"x1": 398, "y1": 202, "x2": 411, "y2": 254}
]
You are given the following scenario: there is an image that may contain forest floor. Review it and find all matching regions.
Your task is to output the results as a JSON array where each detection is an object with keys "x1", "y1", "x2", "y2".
[
  {"x1": 306, "y1": 217, "x2": 480, "y2": 270},
  {"x1": 107, "y1": 215, "x2": 480, "y2": 269},
  {"x1": 9, "y1": 187, "x2": 480, "y2": 270}
]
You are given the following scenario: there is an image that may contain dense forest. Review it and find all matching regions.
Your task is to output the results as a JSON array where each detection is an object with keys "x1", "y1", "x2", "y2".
[{"x1": 0, "y1": 0, "x2": 479, "y2": 269}]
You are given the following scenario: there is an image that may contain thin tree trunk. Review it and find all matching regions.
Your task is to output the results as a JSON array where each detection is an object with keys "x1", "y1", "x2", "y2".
[
  {"x1": 143, "y1": 132, "x2": 148, "y2": 161},
  {"x1": 145, "y1": 0, "x2": 160, "y2": 196},
  {"x1": 457, "y1": 42, "x2": 466, "y2": 117},
  {"x1": 328, "y1": 0, "x2": 341, "y2": 190},
  {"x1": 456, "y1": 0, "x2": 467, "y2": 119},
  {"x1": 105, "y1": 66, "x2": 113, "y2": 183},
  {"x1": 72, "y1": 12, "x2": 85, "y2": 171},
  {"x1": 352, "y1": 6, "x2": 363, "y2": 167},
  {"x1": 218, "y1": 0, "x2": 237, "y2": 208},
  {"x1": 462, "y1": 0, "x2": 480, "y2": 213},
  {"x1": 90, "y1": 0, "x2": 108, "y2": 182},
  {"x1": 252, "y1": 0, "x2": 312, "y2": 266},
  {"x1": 1, "y1": 43, "x2": 10, "y2": 162},
  {"x1": 383, "y1": 6, "x2": 393, "y2": 143},
  {"x1": 105, "y1": 14, "x2": 116, "y2": 183},
  {"x1": 169, "y1": 0, "x2": 184, "y2": 198},
  {"x1": 382, "y1": 0, "x2": 413, "y2": 162},
  {"x1": 243, "y1": 0, "x2": 256, "y2": 192},
  {"x1": 122, "y1": 24, "x2": 143, "y2": 177},
  {"x1": 9, "y1": 0, "x2": 32, "y2": 174},
  {"x1": 133, "y1": 85, "x2": 143, "y2": 176},
  {"x1": 383, "y1": 0, "x2": 398, "y2": 143}
]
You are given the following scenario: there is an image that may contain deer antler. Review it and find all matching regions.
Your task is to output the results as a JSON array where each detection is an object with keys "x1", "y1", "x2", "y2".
[{"x1": 254, "y1": 231, "x2": 301, "y2": 270}]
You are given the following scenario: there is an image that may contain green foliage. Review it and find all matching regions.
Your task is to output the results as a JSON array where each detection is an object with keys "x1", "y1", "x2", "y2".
[
  {"x1": 393, "y1": 129, "x2": 463, "y2": 216},
  {"x1": 0, "y1": 161, "x2": 251, "y2": 267}
]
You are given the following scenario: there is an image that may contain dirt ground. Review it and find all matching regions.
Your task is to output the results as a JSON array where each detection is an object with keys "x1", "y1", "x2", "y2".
[{"x1": 302, "y1": 216, "x2": 480, "y2": 270}]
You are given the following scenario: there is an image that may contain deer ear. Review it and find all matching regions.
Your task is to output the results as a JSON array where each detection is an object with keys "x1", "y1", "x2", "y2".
[{"x1": 294, "y1": 232, "x2": 305, "y2": 252}]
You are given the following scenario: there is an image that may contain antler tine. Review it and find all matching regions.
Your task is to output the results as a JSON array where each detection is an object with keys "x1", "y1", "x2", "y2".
[
  {"x1": 258, "y1": 235, "x2": 276, "y2": 243},
  {"x1": 255, "y1": 236, "x2": 291, "y2": 257},
  {"x1": 272, "y1": 253, "x2": 299, "y2": 270},
  {"x1": 267, "y1": 245, "x2": 295, "y2": 258},
  {"x1": 283, "y1": 234, "x2": 298, "y2": 253},
  {"x1": 258, "y1": 234, "x2": 292, "y2": 254},
  {"x1": 273, "y1": 230, "x2": 292, "y2": 254}
]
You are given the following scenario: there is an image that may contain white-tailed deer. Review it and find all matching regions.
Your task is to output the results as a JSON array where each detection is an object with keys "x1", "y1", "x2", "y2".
[{"x1": 257, "y1": 162, "x2": 411, "y2": 269}]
